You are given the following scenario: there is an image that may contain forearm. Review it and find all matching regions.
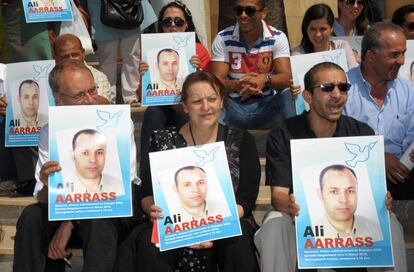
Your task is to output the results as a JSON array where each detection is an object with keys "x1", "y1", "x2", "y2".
[
  {"x1": 271, "y1": 192, "x2": 290, "y2": 214},
  {"x1": 37, "y1": 185, "x2": 48, "y2": 204},
  {"x1": 141, "y1": 196, "x2": 154, "y2": 216},
  {"x1": 269, "y1": 72, "x2": 291, "y2": 91}
]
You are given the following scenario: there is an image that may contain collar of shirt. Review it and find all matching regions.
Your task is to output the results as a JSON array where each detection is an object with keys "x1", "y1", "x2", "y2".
[{"x1": 231, "y1": 20, "x2": 275, "y2": 43}]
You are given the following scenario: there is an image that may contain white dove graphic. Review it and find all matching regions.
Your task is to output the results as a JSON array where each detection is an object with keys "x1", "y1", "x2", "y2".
[
  {"x1": 322, "y1": 53, "x2": 342, "y2": 64},
  {"x1": 96, "y1": 110, "x2": 123, "y2": 131},
  {"x1": 33, "y1": 64, "x2": 52, "y2": 81},
  {"x1": 172, "y1": 35, "x2": 192, "y2": 50},
  {"x1": 193, "y1": 146, "x2": 219, "y2": 166},
  {"x1": 344, "y1": 141, "x2": 377, "y2": 167}
]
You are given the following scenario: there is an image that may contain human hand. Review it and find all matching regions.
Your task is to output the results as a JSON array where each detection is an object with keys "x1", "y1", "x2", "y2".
[
  {"x1": 48, "y1": 221, "x2": 74, "y2": 260},
  {"x1": 187, "y1": 241, "x2": 214, "y2": 249},
  {"x1": 0, "y1": 96, "x2": 7, "y2": 116},
  {"x1": 384, "y1": 152, "x2": 410, "y2": 184},
  {"x1": 149, "y1": 204, "x2": 163, "y2": 222},
  {"x1": 289, "y1": 194, "x2": 300, "y2": 222},
  {"x1": 385, "y1": 191, "x2": 393, "y2": 212},
  {"x1": 39, "y1": 161, "x2": 61, "y2": 187},
  {"x1": 138, "y1": 61, "x2": 149, "y2": 75},
  {"x1": 241, "y1": 73, "x2": 266, "y2": 92},
  {"x1": 190, "y1": 55, "x2": 201, "y2": 70},
  {"x1": 289, "y1": 79, "x2": 301, "y2": 99}
]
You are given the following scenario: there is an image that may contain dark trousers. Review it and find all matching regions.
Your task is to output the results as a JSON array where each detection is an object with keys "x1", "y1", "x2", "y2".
[
  {"x1": 0, "y1": 117, "x2": 37, "y2": 193},
  {"x1": 13, "y1": 203, "x2": 137, "y2": 272},
  {"x1": 135, "y1": 219, "x2": 259, "y2": 272},
  {"x1": 388, "y1": 171, "x2": 414, "y2": 200}
]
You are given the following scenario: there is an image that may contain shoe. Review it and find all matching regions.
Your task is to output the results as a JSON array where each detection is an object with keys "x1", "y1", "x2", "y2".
[{"x1": 0, "y1": 180, "x2": 18, "y2": 197}]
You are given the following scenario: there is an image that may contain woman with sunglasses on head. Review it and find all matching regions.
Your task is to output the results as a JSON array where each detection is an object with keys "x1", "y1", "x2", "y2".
[
  {"x1": 122, "y1": 71, "x2": 260, "y2": 272},
  {"x1": 334, "y1": 0, "x2": 369, "y2": 36},
  {"x1": 392, "y1": 4, "x2": 414, "y2": 40},
  {"x1": 291, "y1": 4, "x2": 358, "y2": 69},
  {"x1": 139, "y1": 1, "x2": 212, "y2": 188}
]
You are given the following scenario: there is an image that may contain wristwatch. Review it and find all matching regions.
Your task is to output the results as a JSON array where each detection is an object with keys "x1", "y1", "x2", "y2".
[{"x1": 265, "y1": 73, "x2": 272, "y2": 87}]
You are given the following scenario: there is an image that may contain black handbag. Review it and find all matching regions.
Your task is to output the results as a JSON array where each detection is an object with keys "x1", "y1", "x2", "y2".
[{"x1": 101, "y1": 0, "x2": 144, "y2": 30}]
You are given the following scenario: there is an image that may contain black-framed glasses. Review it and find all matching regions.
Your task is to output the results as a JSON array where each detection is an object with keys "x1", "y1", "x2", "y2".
[
  {"x1": 344, "y1": 0, "x2": 365, "y2": 6},
  {"x1": 404, "y1": 22, "x2": 414, "y2": 31},
  {"x1": 234, "y1": 5, "x2": 264, "y2": 17},
  {"x1": 161, "y1": 17, "x2": 186, "y2": 27},
  {"x1": 58, "y1": 86, "x2": 98, "y2": 101},
  {"x1": 312, "y1": 82, "x2": 351, "y2": 92}
]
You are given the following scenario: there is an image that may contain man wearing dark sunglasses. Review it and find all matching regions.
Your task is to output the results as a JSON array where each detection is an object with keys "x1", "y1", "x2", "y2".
[
  {"x1": 211, "y1": 0, "x2": 294, "y2": 130},
  {"x1": 255, "y1": 62, "x2": 407, "y2": 272},
  {"x1": 344, "y1": 22, "x2": 414, "y2": 202}
]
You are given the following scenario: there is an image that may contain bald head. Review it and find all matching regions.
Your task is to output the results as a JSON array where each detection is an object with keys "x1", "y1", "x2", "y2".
[{"x1": 53, "y1": 34, "x2": 85, "y2": 63}]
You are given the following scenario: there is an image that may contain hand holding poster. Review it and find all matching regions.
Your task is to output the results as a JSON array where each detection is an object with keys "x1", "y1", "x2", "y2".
[
  {"x1": 4, "y1": 60, "x2": 55, "y2": 146},
  {"x1": 291, "y1": 49, "x2": 348, "y2": 115},
  {"x1": 48, "y1": 105, "x2": 132, "y2": 221},
  {"x1": 149, "y1": 142, "x2": 241, "y2": 251},
  {"x1": 141, "y1": 32, "x2": 196, "y2": 106},
  {"x1": 291, "y1": 136, "x2": 393, "y2": 269}
]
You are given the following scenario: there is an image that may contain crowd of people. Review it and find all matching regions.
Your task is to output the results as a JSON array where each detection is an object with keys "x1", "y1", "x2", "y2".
[{"x1": 1, "y1": 0, "x2": 414, "y2": 271}]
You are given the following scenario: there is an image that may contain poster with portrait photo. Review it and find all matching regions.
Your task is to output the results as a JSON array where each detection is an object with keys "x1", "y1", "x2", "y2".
[
  {"x1": 22, "y1": 0, "x2": 72, "y2": 23},
  {"x1": 291, "y1": 136, "x2": 393, "y2": 269},
  {"x1": 141, "y1": 32, "x2": 196, "y2": 106},
  {"x1": 48, "y1": 104, "x2": 132, "y2": 221},
  {"x1": 149, "y1": 142, "x2": 241, "y2": 251},
  {"x1": 398, "y1": 40, "x2": 414, "y2": 84},
  {"x1": 4, "y1": 60, "x2": 55, "y2": 147},
  {"x1": 291, "y1": 49, "x2": 348, "y2": 115}
]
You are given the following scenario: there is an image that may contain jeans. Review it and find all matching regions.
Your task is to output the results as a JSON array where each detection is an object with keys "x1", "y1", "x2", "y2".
[{"x1": 222, "y1": 90, "x2": 295, "y2": 129}]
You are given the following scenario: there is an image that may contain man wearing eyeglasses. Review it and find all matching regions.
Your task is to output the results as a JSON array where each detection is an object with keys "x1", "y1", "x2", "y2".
[
  {"x1": 13, "y1": 60, "x2": 139, "y2": 272},
  {"x1": 344, "y1": 22, "x2": 414, "y2": 201},
  {"x1": 53, "y1": 34, "x2": 113, "y2": 104},
  {"x1": 211, "y1": 0, "x2": 294, "y2": 129},
  {"x1": 254, "y1": 62, "x2": 407, "y2": 272}
]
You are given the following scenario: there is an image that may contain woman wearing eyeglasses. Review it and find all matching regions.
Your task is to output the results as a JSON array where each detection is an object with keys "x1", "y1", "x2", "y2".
[
  {"x1": 392, "y1": 4, "x2": 414, "y2": 40},
  {"x1": 119, "y1": 71, "x2": 260, "y2": 272},
  {"x1": 139, "y1": 1, "x2": 212, "y2": 190},
  {"x1": 334, "y1": 0, "x2": 369, "y2": 36},
  {"x1": 291, "y1": 4, "x2": 358, "y2": 69}
]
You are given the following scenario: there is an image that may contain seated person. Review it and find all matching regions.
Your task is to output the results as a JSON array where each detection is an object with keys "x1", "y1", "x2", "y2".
[
  {"x1": 333, "y1": 0, "x2": 369, "y2": 36},
  {"x1": 391, "y1": 4, "x2": 414, "y2": 40},
  {"x1": 211, "y1": 0, "x2": 294, "y2": 129},
  {"x1": 121, "y1": 71, "x2": 260, "y2": 272},
  {"x1": 254, "y1": 62, "x2": 407, "y2": 272},
  {"x1": 13, "y1": 60, "x2": 138, "y2": 272}
]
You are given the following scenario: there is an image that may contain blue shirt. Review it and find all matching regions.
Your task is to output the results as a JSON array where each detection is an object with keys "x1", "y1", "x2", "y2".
[
  {"x1": 333, "y1": 20, "x2": 357, "y2": 37},
  {"x1": 344, "y1": 66, "x2": 414, "y2": 157}
]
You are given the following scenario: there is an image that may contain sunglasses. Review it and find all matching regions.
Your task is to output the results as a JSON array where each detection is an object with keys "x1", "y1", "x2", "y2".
[
  {"x1": 312, "y1": 82, "x2": 352, "y2": 92},
  {"x1": 161, "y1": 17, "x2": 186, "y2": 27},
  {"x1": 234, "y1": 5, "x2": 264, "y2": 17},
  {"x1": 404, "y1": 22, "x2": 414, "y2": 31},
  {"x1": 344, "y1": 0, "x2": 365, "y2": 6}
]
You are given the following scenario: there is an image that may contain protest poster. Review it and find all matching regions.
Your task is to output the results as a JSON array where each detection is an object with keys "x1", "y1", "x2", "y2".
[
  {"x1": 48, "y1": 104, "x2": 132, "y2": 220},
  {"x1": 291, "y1": 136, "x2": 393, "y2": 269},
  {"x1": 399, "y1": 40, "x2": 414, "y2": 84},
  {"x1": 291, "y1": 49, "x2": 348, "y2": 115},
  {"x1": 4, "y1": 60, "x2": 55, "y2": 147},
  {"x1": 141, "y1": 32, "x2": 196, "y2": 106},
  {"x1": 22, "y1": 0, "x2": 73, "y2": 23},
  {"x1": 149, "y1": 142, "x2": 241, "y2": 251}
]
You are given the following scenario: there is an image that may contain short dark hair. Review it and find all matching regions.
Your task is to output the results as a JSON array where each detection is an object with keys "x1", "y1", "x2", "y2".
[
  {"x1": 361, "y1": 22, "x2": 404, "y2": 61},
  {"x1": 48, "y1": 60, "x2": 93, "y2": 93},
  {"x1": 411, "y1": 60, "x2": 414, "y2": 76},
  {"x1": 391, "y1": 4, "x2": 414, "y2": 27},
  {"x1": 72, "y1": 129, "x2": 103, "y2": 150},
  {"x1": 174, "y1": 165, "x2": 206, "y2": 186},
  {"x1": 18, "y1": 79, "x2": 39, "y2": 96},
  {"x1": 319, "y1": 164, "x2": 357, "y2": 190},
  {"x1": 180, "y1": 71, "x2": 226, "y2": 105},
  {"x1": 157, "y1": 48, "x2": 179, "y2": 63},
  {"x1": 304, "y1": 62, "x2": 346, "y2": 92},
  {"x1": 300, "y1": 4, "x2": 335, "y2": 54}
]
